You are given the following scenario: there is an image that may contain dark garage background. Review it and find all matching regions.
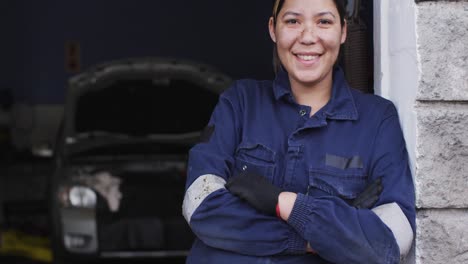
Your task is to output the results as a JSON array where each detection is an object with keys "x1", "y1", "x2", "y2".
[{"x1": 0, "y1": 1, "x2": 275, "y2": 263}]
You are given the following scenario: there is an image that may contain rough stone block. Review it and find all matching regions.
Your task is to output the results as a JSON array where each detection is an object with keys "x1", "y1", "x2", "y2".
[
  {"x1": 416, "y1": 209, "x2": 468, "y2": 264},
  {"x1": 416, "y1": 2, "x2": 468, "y2": 100},
  {"x1": 416, "y1": 104, "x2": 468, "y2": 208}
]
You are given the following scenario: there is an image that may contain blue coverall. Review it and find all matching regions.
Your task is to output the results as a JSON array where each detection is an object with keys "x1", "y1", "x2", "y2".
[{"x1": 183, "y1": 66, "x2": 416, "y2": 263}]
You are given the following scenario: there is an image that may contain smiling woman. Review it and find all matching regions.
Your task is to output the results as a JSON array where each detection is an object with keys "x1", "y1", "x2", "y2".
[
  {"x1": 269, "y1": 0, "x2": 347, "y2": 115},
  {"x1": 182, "y1": 0, "x2": 415, "y2": 263}
]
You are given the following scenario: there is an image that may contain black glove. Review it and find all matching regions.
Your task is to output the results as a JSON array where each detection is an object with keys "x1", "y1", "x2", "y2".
[
  {"x1": 349, "y1": 177, "x2": 383, "y2": 209},
  {"x1": 225, "y1": 172, "x2": 282, "y2": 216}
]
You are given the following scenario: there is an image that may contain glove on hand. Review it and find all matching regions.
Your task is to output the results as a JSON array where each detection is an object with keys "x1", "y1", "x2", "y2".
[
  {"x1": 225, "y1": 172, "x2": 282, "y2": 216},
  {"x1": 350, "y1": 177, "x2": 383, "y2": 209}
]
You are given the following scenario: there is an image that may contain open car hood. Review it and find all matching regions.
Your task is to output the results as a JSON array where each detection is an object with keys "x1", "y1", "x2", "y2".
[{"x1": 61, "y1": 57, "x2": 232, "y2": 152}]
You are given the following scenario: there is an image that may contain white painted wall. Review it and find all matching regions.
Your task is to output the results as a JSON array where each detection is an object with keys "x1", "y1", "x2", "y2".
[{"x1": 373, "y1": 0, "x2": 419, "y2": 177}]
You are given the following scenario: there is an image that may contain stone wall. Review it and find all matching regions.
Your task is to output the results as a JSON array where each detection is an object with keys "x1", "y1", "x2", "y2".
[{"x1": 415, "y1": 1, "x2": 468, "y2": 263}]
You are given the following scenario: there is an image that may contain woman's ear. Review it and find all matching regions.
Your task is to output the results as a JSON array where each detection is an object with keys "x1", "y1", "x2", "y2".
[
  {"x1": 269, "y1": 17, "x2": 277, "y2": 43},
  {"x1": 341, "y1": 19, "x2": 347, "y2": 44}
]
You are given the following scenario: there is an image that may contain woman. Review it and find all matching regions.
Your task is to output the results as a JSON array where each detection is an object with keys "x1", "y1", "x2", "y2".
[{"x1": 182, "y1": 0, "x2": 415, "y2": 263}]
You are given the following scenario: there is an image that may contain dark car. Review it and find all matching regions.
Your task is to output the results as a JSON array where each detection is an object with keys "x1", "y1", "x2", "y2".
[{"x1": 48, "y1": 57, "x2": 232, "y2": 263}]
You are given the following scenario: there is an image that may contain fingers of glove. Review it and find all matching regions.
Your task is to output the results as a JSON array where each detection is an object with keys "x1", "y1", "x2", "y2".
[
  {"x1": 352, "y1": 184, "x2": 382, "y2": 206},
  {"x1": 354, "y1": 195, "x2": 379, "y2": 209},
  {"x1": 360, "y1": 177, "x2": 383, "y2": 196},
  {"x1": 351, "y1": 177, "x2": 383, "y2": 208},
  {"x1": 357, "y1": 177, "x2": 382, "y2": 198}
]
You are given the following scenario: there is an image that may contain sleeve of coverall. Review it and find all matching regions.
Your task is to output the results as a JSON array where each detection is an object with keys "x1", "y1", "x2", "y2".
[
  {"x1": 287, "y1": 103, "x2": 416, "y2": 264},
  {"x1": 182, "y1": 83, "x2": 307, "y2": 256}
]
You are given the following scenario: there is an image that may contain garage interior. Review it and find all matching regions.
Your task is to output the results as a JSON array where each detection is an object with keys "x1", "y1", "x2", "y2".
[{"x1": 0, "y1": 1, "x2": 373, "y2": 263}]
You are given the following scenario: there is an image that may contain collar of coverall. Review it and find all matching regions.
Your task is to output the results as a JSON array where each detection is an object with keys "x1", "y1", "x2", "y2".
[{"x1": 272, "y1": 65, "x2": 359, "y2": 121}]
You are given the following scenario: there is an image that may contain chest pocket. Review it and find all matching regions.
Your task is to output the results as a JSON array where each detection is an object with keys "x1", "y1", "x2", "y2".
[
  {"x1": 308, "y1": 166, "x2": 367, "y2": 199},
  {"x1": 234, "y1": 142, "x2": 276, "y2": 181}
]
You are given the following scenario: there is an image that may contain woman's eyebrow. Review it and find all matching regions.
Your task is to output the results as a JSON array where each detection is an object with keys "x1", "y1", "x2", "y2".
[
  {"x1": 282, "y1": 11, "x2": 302, "y2": 18},
  {"x1": 316, "y1": 11, "x2": 336, "y2": 18},
  {"x1": 282, "y1": 11, "x2": 336, "y2": 18}
]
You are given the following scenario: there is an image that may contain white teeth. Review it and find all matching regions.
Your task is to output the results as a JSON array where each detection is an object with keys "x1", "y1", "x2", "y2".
[{"x1": 297, "y1": 55, "x2": 318, "y2": 61}]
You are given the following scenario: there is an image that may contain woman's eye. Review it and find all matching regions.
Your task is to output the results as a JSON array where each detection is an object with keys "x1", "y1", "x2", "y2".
[
  {"x1": 286, "y1": 19, "x2": 298, "y2": 24},
  {"x1": 318, "y1": 19, "x2": 332, "y2": 25}
]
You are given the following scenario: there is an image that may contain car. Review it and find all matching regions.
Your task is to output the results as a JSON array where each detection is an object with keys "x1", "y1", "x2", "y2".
[{"x1": 48, "y1": 57, "x2": 232, "y2": 263}]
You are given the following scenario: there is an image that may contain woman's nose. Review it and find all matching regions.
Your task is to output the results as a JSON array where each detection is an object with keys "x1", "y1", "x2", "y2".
[{"x1": 299, "y1": 25, "x2": 318, "y2": 44}]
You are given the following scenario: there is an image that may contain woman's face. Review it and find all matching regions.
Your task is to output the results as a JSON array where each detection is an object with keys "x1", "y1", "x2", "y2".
[{"x1": 269, "y1": 0, "x2": 346, "y2": 88}]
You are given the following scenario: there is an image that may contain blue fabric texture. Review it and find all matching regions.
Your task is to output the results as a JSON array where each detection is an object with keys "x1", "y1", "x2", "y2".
[{"x1": 184, "y1": 67, "x2": 415, "y2": 264}]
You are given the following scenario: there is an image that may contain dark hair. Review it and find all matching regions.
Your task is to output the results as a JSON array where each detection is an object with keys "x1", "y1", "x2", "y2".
[{"x1": 271, "y1": 0, "x2": 347, "y2": 73}]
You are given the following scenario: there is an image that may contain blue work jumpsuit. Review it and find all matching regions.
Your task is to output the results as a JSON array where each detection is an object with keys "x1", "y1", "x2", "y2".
[{"x1": 182, "y1": 66, "x2": 416, "y2": 263}]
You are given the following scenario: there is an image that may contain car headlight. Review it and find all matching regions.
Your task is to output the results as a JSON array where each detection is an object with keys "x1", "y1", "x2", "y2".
[{"x1": 68, "y1": 186, "x2": 97, "y2": 209}]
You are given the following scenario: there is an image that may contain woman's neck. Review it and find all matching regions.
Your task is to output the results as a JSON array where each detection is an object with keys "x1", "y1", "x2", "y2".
[{"x1": 289, "y1": 75, "x2": 333, "y2": 117}]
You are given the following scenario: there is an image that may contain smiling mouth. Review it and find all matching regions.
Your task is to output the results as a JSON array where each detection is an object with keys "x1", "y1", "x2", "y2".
[
  {"x1": 294, "y1": 52, "x2": 322, "y2": 64},
  {"x1": 296, "y1": 54, "x2": 319, "y2": 61}
]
